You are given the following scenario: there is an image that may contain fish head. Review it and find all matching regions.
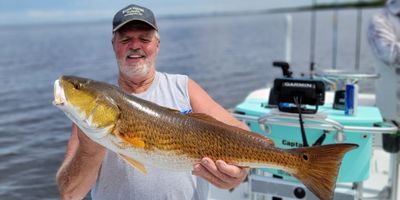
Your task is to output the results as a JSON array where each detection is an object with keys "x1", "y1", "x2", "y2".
[{"x1": 53, "y1": 75, "x2": 120, "y2": 139}]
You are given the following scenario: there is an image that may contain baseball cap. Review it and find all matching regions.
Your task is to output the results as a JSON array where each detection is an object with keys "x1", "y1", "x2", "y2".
[{"x1": 112, "y1": 4, "x2": 158, "y2": 32}]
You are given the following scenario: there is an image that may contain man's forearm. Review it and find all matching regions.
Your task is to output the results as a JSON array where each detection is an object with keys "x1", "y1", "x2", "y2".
[{"x1": 56, "y1": 147, "x2": 104, "y2": 200}]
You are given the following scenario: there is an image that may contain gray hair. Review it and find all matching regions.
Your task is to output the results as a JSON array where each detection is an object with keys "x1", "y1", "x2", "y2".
[{"x1": 112, "y1": 30, "x2": 160, "y2": 43}]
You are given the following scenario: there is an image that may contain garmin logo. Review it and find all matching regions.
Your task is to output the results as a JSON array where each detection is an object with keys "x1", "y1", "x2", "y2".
[
  {"x1": 283, "y1": 82, "x2": 315, "y2": 89},
  {"x1": 282, "y1": 140, "x2": 304, "y2": 148},
  {"x1": 123, "y1": 7, "x2": 144, "y2": 16}
]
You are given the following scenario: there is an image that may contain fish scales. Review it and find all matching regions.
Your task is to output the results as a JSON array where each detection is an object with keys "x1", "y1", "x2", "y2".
[
  {"x1": 134, "y1": 110, "x2": 278, "y2": 164},
  {"x1": 112, "y1": 93, "x2": 275, "y2": 163}
]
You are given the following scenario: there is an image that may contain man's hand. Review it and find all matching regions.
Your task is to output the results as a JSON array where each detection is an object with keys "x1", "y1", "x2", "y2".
[{"x1": 192, "y1": 157, "x2": 248, "y2": 189}]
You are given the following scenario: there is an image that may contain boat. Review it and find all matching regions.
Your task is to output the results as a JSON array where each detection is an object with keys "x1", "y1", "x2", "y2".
[
  {"x1": 208, "y1": 66, "x2": 399, "y2": 200},
  {"x1": 208, "y1": 1, "x2": 399, "y2": 199}
]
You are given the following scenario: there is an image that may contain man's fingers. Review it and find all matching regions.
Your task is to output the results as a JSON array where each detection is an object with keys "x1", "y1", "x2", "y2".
[
  {"x1": 192, "y1": 158, "x2": 249, "y2": 189},
  {"x1": 192, "y1": 164, "x2": 231, "y2": 189},
  {"x1": 215, "y1": 160, "x2": 246, "y2": 179},
  {"x1": 199, "y1": 158, "x2": 236, "y2": 182}
]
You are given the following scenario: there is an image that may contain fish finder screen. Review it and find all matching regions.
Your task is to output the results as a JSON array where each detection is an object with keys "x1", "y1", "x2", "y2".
[{"x1": 274, "y1": 78, "x2": 325, "y2": 106}]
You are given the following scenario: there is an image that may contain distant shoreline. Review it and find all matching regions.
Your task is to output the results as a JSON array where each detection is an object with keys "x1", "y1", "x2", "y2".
[{"x1": 0, "y1": 6, "x2": 380, "y2": 29}]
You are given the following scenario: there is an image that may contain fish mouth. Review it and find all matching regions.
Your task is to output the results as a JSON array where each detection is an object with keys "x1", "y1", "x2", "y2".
[{"x1": 53, "y1": 79, "x2": 66, "y2": 106}]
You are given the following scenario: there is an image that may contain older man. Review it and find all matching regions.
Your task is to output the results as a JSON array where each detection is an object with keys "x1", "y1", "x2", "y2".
[{"x1": 56, "y1": 4, "x2": 249, "y2": 200}]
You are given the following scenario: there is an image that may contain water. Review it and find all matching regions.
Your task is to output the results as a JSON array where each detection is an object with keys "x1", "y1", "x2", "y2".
[{"x1": 0, "y1": 9, "x2": 380, "y2": 199}]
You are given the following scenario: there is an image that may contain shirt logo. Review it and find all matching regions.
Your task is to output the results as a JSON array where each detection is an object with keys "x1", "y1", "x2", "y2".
[{"x1": 180, "y1": 109, "x2": 192, "y2": 115}]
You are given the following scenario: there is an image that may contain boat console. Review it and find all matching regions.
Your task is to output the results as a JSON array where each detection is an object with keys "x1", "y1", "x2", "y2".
[{"x1": 233, "y1": 69, "x2": 399, "y2": 200}]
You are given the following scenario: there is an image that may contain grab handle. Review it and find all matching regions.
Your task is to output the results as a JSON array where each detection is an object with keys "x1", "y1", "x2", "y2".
[{"x1": 233, "y1": 110, "x2": 398, "y2": 135}]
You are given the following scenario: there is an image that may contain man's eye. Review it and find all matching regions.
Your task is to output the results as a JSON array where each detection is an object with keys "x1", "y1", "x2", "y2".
[
  {"x1": 141, "y1": 38, "x2": 151, "y2": 43},
  {"x1": 120, "y1": 38, "x2": 130, "y2": 44}
]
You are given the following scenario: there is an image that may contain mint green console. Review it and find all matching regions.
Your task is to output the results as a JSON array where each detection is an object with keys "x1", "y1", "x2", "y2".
[{"x1": 235, "y1": 98, "x2": 383, "y2": 182}]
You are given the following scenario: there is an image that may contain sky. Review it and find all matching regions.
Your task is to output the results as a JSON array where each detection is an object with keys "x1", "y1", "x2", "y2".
[{"x1": 0, "y1": 0, "x2": 363, "y2": 26}]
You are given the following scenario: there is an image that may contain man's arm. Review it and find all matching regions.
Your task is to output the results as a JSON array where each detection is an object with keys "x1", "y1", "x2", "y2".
[
  {"x1": 188, "y1": 79, "x2": 249, "y2": 130},
  {"x1": 56, "y1": 124, "x2": 106, "y2": 200},
  {"x1": 188, "y1": 79, "x2": 249, "y2": 189}
]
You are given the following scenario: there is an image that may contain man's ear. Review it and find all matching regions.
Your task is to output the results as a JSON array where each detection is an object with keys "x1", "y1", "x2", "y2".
[
  {"x1": 111, "y1": 35, "x2": 116, "y2": 51},
  {"x1": 111, "y1": 32, "x2": 117, "y2": 44},
  {"x1": 156, "y1": 39, "x2": 160, "y2": 53}
]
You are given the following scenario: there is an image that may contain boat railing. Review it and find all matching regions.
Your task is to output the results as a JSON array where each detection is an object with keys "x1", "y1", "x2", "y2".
[{"x1": 233, "y1": 110, "x2": 398, "y2": 136}]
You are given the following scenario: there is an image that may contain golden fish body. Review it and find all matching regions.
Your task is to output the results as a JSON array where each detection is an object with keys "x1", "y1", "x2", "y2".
[{"x1": 53, "y1": 76, "x2": 357, "y2": 200}]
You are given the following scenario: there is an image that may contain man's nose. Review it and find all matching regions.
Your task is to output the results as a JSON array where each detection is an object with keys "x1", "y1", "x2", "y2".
[{"x1": 127, "y1": 39, "x2": 141, "y2": 49}]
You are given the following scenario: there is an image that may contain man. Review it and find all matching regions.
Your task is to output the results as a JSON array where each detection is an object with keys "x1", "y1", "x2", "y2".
[
  {"x1": 367, "y1": 0, "x2": 400, "y2": 122},
  {"x1": 56, "y1": 4, "x2": 249, "y2": 200}
]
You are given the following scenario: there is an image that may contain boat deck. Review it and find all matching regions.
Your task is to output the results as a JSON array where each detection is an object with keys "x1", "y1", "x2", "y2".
[{"x1": 209, "y1": 148, "x2": 399, "y2": 200}]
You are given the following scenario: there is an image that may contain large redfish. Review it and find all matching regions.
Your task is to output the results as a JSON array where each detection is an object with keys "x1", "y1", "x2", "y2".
[{"x1": 53, "y1": 75, "x2": 357, "y2": 200}]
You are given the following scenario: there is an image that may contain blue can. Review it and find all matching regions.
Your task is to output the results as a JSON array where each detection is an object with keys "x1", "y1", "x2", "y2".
[{"x1": 345, "y1": 83, "x2": 358, "y2": 115}]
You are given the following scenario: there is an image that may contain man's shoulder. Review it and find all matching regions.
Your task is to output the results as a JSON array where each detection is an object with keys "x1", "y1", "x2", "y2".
[
  {"x1": 157, "y1": 71, "x2": 187, "y2": 77},
  {"x1": 156, "y1": 71, "x2": 189, "y2": 81}
]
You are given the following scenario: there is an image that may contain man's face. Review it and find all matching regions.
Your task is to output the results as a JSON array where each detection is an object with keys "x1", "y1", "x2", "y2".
[{"x1": 112, "y1": 24, "x2": 160, "y2": 79}]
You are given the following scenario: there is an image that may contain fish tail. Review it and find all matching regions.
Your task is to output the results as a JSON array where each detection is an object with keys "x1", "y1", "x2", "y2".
[{"x1": 290, "y1": 143, "x2": 358, "y2": 200}]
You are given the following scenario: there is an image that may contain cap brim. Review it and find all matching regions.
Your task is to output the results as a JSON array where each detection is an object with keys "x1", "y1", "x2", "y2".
[{"x1": 113, "y1": 19, "x2": 158, "y2": 32}]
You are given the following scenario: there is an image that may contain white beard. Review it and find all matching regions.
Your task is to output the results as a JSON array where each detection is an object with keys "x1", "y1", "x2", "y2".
[{"x1": 119, "y1": 61, "x2": 152, "y2": 79}]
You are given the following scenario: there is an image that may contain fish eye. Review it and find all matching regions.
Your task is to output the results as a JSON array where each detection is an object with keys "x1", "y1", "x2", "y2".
[{"x1": 73, "y1": 83, "x2": 82, "y2": 90}]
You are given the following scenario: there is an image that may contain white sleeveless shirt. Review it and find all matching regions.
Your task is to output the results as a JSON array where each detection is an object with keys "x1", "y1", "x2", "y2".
[{"x1": 91, "y1": 72, "x2": 209, "y2": 200}]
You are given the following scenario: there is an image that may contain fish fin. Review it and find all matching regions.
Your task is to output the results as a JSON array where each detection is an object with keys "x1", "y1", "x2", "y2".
[
  {"x1": 290, "y1": 143, "x2": 358, "y2": 200},
  {"x1": 188, "y1": 112, "x2": 275, "y2": 146},
  {"x1": 188, "y1": 112, "x2": 219, "y2": 121},
  {"x1": 241, "y1": 131, "x2": 274, "y2": 146},
  {"x1": 119, "y1": 154, "x2": 147, "y2": 174},
  {"x1": 123, "y1": 136, "x2": 145, "y2": 148},
  {"x1": 114, "y1": 131, "x2": 146, "y2": 148},
  {"x1": 131, "y1": 137, "x2": 145, "y2": 148},
  {"x1": 166, "y1": 108, "x2": 182, "y2": 114}
]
